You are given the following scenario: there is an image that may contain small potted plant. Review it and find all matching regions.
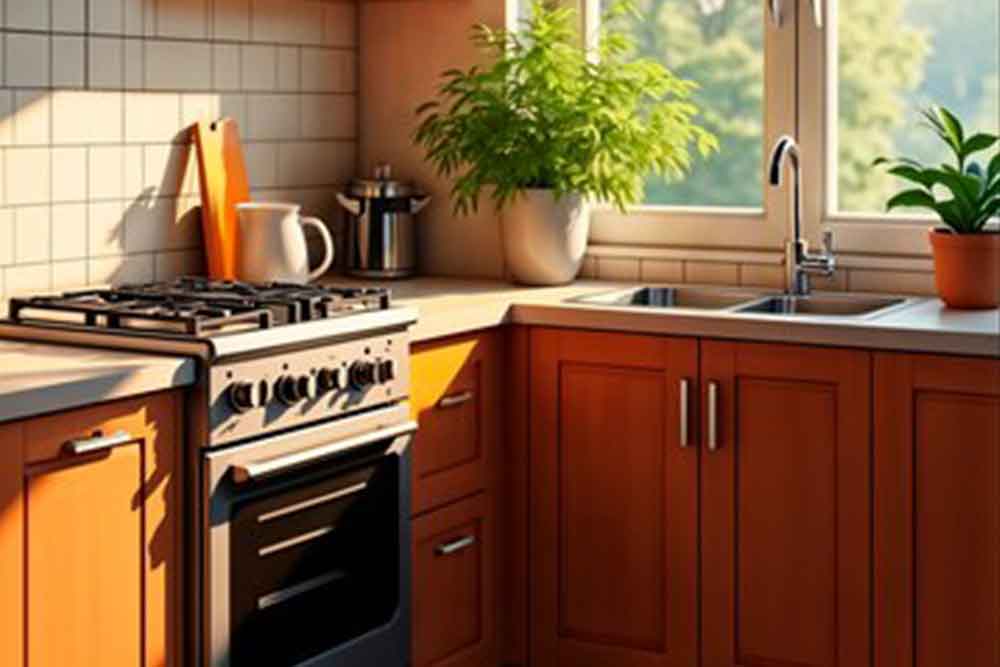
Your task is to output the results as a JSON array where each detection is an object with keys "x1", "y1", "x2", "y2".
[
  {"x1": 875, "y1": 106, "x2": 999, "y2": 309},
  {"x1": 414, "y1": 0, "x2": 716, "y2": 286}
]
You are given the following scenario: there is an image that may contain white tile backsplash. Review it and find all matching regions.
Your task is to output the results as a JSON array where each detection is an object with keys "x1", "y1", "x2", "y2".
[{"x1": 0, "y1": 0, "x2": 359, "y2": 298}]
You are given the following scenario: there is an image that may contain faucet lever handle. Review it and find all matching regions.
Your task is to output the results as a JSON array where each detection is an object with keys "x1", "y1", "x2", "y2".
[{"x1": 821, "y1": 229, "x2": 834, "y2": 255}]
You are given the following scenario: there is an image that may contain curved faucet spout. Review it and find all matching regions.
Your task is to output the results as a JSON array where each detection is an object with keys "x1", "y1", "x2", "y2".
[{"x1": 769, "y1": 135, "x2": 800, "y2": 187}]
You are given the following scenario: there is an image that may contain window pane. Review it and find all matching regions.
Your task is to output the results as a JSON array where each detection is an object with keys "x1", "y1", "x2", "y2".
[
  {"x1": 834, "y1": 0, "x2": 1000, "y2": 214},
  {"x1": 601, "y1": 0, "x2": 765, "y2": 208}
]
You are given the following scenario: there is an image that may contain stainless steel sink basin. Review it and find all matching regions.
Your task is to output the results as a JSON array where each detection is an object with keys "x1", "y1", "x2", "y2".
[
  {"x1": 574, "y1": 286, "x2": 767, "y2": 310},
  {"x1": 735, "y1": 294, "x2": 908, "y2": 317}
]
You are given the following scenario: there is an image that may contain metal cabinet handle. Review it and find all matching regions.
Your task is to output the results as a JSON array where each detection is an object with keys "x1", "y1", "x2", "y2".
[
  {"x1": 435, "y1": 535, "x2": 476, "y2": 556},
  {"x1": 707, "y1": 381, "x2": 720, "y2": 452},
  {"x1": 769, "y1": 0, "x2": 782, "y2": 26},
  {"x1": 438, "y1": 390, "x2": 474, "y2": 409},
  {"x1": 679, "y1": 378, "x2": 691, "y2": 448},
  {"x1": 65, "y1": 431, "x2": 132, "y2": 455},
  {"x1": 809, "y1": 0, "x2": 823, "y2": 28}
]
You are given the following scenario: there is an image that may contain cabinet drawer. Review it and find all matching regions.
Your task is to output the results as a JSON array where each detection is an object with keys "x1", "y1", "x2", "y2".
[
  {"x1": 411, "y1": 332, "x2": 499, "y2": 515},
  {"x1": 412, "y1": 493, "x2": 495, "y2": 667}
]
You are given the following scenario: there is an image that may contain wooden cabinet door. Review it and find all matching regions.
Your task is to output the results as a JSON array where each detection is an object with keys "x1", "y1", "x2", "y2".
[
  {"x1": 411, "y1": 332, "x2": 499, "y2": 515},
  {"x1": 874, "y1": 353, "x2": 1000, "y2": 667},
  {"x1": 700, "y1": 341, "x2": 872, "y2": 667},
  {"x1": 0, "y1": 392, "x2": 183, "y2": 667},
  {"x1": 412, "y1": 493, "x2": 496, "y2": 667},
  {"x1": 530, "y1": 328, "x2": 699, "y2": 667}
]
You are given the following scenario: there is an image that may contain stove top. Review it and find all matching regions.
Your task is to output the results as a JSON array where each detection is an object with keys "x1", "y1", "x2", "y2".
[{"x1": 8, "y1": 277, "x2": 392, "y2": 336}]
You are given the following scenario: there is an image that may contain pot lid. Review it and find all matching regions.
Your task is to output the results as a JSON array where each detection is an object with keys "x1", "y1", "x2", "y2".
[{"x1": 348, "y1": 164, "x2": 419, "y2": 198}]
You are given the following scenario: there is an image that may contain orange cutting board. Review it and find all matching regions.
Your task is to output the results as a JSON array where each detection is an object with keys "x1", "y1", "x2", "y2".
[{"x1": 193, "y1": 118, "x2": 250, "y2": 280}]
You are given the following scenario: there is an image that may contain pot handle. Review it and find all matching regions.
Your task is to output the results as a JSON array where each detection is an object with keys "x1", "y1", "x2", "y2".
[
  {"x1": 411, "y1": 196, "x2": 431, "y2": 215},
  {"x1": 336, "y1": 193, "x2": 362, "y2": 216},
  {"x1": 300, "y1": 217, "x2": 335, "y2": 282}
]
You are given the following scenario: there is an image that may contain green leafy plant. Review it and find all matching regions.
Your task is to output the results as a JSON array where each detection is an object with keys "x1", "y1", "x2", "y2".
[
  {"x1": 414, "y1": 0, "x2": 717, "y2": 215},
  {"x1": 874, "y1": 105, "x2": 1000, "y2": 233}
]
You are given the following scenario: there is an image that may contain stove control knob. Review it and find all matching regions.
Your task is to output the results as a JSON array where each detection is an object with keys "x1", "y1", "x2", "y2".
[
  {"x1": 377, "y1": 359, "x2": 396, "y2": 384},
  {"x1": 317, "y1": 367, "x2": 341, "y2": 393},
  {"x1": 276, "y1": 375, "x2": 306, "y2": 404},
  {"x1": 348, "y1": 361, "x2": 376, "y2": 391},
  {"x1": 228, "y1": 381, "x2": 256, "y2": 413}
]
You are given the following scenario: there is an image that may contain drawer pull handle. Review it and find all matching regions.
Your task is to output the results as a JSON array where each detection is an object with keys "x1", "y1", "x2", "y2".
[
  {"x1": 707, "y1": 381, "x2": 720, "y2": 452},
  {"x1": 435, "y1": 535, "x2": 476, "y2": 556},
  {"x1": 679, "y1": 378, "x2": 691, "y2": 448},
  {"x1": 65, "y1": 431, "x2": 132, "y2": 455},
  {"x1": 438, "y1": 391, "x2": 474, "y2": 409}
]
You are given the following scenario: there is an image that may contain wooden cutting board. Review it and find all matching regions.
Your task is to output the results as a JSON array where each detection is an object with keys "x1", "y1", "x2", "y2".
[{"x1": 193, "y1": 118, "x2": 250, "y2": 280}]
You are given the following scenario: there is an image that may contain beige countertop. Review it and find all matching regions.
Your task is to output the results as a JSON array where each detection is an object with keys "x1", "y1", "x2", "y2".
[
  {"x1": 322, "y1": 276, "x2": 1000, "y2": 357},
  {"x1": 0, "y1": 340, "x2": 196, "y2": 424}
]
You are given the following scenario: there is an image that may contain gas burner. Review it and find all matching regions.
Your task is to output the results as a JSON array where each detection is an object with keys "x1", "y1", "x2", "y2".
[{"x1": 8, "y1": 277, "x2": 392, "y2": 336}]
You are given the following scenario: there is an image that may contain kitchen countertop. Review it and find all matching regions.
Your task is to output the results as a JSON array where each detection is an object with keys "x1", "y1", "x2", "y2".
[
  {"x1": 321, "y1": 276, "x2": 1000, "y2": 357},
  {"x1": 0, "y1": 340, "x2": 196, "y2": 424}
]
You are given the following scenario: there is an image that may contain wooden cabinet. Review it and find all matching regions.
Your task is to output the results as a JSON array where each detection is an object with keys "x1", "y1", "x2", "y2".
[
  {"x1": 874, "y1": 353, "x2": 1000, "y2": 667},
  {"x1": 528, "y1": 328, "x2": 699, "y2": 667},
  {"x1": 412, "y1": 494, "x2": 496, "y2": 667},
  {"x1": 411, "y1": 331, "x2": 500, "y2": 515},
  {"x1": 700, "y1": 341, "x2": 872, "y2": 667},
  {"x1": 0, "y1": 392, "x2": 183, "y2": 667},
  {"x1": 410, "y1": 331, "x2": 501, "y2": 667}
]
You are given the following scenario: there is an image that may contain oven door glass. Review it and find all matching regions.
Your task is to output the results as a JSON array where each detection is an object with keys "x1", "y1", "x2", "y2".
[{"x1": 226, "y1": 446, "x2": 402, "y2": 666}]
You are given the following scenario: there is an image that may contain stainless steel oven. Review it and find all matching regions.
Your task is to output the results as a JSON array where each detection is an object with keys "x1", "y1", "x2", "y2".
[{"x1": 202, "y1": 404, "x2": 416, "y2": 667}]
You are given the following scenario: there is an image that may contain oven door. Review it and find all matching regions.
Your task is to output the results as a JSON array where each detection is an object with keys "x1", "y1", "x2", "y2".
[{"x1": 202, "y1": 405, "x2": 415, "y2": 667}]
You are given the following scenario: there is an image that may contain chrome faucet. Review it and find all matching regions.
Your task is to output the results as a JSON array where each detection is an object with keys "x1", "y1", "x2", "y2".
[{"x1": 769, "y1": 135, "x2": 835, "y2": 296}]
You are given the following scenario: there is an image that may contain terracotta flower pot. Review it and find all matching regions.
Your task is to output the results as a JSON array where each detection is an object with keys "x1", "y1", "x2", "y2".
[{"x1": 928, "y1": 228, "x2": 1000, "y2": 309}]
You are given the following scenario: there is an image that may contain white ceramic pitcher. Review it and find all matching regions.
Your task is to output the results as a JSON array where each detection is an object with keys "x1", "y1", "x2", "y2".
[{"x1": 236, "y1": 203, "x2": 334, "y2": 284}]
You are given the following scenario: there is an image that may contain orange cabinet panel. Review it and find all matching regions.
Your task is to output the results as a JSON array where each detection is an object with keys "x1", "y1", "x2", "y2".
[
  {"x1": 529, "y1": 328, "x2": 699, "y2": 667},
  {"x1": 874, "y1": 353, "x2": 1000, "y2": 667},
  {"x1": 0, "y1": 392, "x2": 183, "y2": 667},
  {"x1": 700, "y1": 341, "x2": 872, "y2": 667},
  {"x1": 412, "y1": 493, "x2": 496, "y2": 667},
  {"x1": 410, "y1": 332, "x2": 500, "y2": 515}
]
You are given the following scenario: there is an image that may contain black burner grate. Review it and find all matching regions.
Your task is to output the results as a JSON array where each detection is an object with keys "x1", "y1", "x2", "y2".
[{"x1": 8, "y1": 277, "x2": 392, "y2": 336}]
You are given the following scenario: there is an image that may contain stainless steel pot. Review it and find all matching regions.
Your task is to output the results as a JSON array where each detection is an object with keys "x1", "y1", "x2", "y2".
[{"x1": 336, "y1": 165, "x2": 430, "y2": 279}]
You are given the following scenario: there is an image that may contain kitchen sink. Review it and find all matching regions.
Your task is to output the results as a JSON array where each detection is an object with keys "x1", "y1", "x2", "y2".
[
  {"x1": 735, "y1": 294, "x2": 908, "y2": 317},
  {"x1": 573, "y1": 286, "x2": 767, "y2": 310}
]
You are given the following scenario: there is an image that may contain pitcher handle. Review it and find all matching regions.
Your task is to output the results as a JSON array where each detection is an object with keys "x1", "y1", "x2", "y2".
[{"x1": 300, "y1": 217, "x2": 335, "y2": 282}]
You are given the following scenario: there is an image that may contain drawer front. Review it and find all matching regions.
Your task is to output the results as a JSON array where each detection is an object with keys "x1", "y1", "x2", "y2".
[
  {"x1": 412, "y1": 494, "x2": 495, "y2": 667},
  {"x1": 411, "y1": 332, "x2": 499, "y2": 515}
]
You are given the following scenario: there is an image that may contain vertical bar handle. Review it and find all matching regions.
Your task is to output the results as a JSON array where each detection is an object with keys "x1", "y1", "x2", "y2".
[
  {"x1": 679, "y1": 378, "x2": 691, "y2": 448},
  {"x1": 810, "y1": 0, "x2": 824, "y2": 28},
  {"x1": 707, "y1": 381, "x2": 720, "y2": 452},
  {"x1": 768, "y1": 0, "x2": 782, "y2": 26}
]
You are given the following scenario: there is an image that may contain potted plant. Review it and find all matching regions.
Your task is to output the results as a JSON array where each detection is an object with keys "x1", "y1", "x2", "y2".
[
  {"x1": 875, "y1": 106, "x2": 1000, "y2": 309},
  {"x1": 414, "y1": 0, "x2": 716, "y2": 286}
]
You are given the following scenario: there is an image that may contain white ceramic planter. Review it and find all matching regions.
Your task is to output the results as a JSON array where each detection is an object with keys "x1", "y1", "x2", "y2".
[{"x1": 501, "y1": 189, "x2": 590, "y2": 286}]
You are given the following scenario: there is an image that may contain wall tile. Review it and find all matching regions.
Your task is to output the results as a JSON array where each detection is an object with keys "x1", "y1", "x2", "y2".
[
  {"x1": 52, "y1": 259, "x2": 88, "y2": 288},
  {"x1": 277, "y1": 47, "x2": 300, "y2": 92},
  {"x1": 6, "y1": 0, "x2": 50, "y2": 31},
  {"x1": 301, "y1": 94, "x2": 355, "y2": 139},
  {"x1": 277, "y1": 140, "x2": 353, "y2": 187},
  {"x1": 52, "y1": 91, "x2": 123, "y2": 144},
  {"x1": 89, "y1": 37, "x2": 124, "y2": 89},
  {"x1": 6, "y1": 34, "x2": 50, "y2": 88},
  {"x1": 156, "y1": 0, "x2": 208, "y2": 39},
  {"x1": 89, "y1": 253, "x2": 154, "y2": 285},
  {"x1": 52, "y1": 0, "x2": 87, "y2": 32},
  {"x1": 6, "y1": 147, "x2": 51, "y2": 205},
  {"x1": 213, "y1": 44, "x2": 241, "y2": 91},
  {"x1": 145, "y1": 40, "x2": 212, "y2": 90},
  {"x1": 144, "y1": 144, "x2": 198, "y2": 197},
  {"x1": 52, "y1": 36, "x2": 86, "y2": 88},
  {"x1": 155, "y1": 249, "x2": 203, "y2": 280},
  {"x1": 847, "y1": 269, "x2": 936, "y2": 296},
  {"x1": 243, "y1": 142, "x2": 279, "y2": 187},
  {"x1": 13, "y1": 90, "x2": 50, "y2": 146},
  {"x1": 51, "y1": 147, "x2": 87, "y2": 202},
  {"x1": 124, "y1": 92, "x2": 182, "y2": 143},
  {"x1": 88, "y1": 200, "x2": 126, "y2": 256},
  {"x1": 0, "y1": 92, "x2": 11, "y2": 146},
  {"x1": 640, "y1": 259, "x2": 683, "y2": 283},
  {"x1": 739, "y1": 264, "x2": 784, "y2": 289},
  {"x1": 251, "y1": 0, "x2": 323, "y2": 45},
  {"x1": 124, "y1": 39, "x2": 144, "y2": 89},
  {"x1": 214, "y1": 0, "x2": 250, "y2": 41},
  {"x1": 301, "y1": 48, "x2": 355, "y2": 92},
  {"x1": 246, "y1": 94, "x2": 299, "y2": 140},
  {"x1": 241, "y1": 45, "x2": 277, "y2": 91},
  {"x1": 579, "y1": 256, "x2": 598, "y2": 279},
  {"x1": 123, "y1": 145, "x2": 144, "y2": 196},
  {"x1": 51, "y1": 203, "x2": 88, "y2": 259},
  {"x1": 0, "y1": 209, "x2": 14, "y2": 266},
  {"x1": 122, "y1": 0, "x2": 152, "y2": 36},
  {"x1": 180, "y1": 93, "x2": 220, "y2": 128},
  {"x1": 811, "y1": 269, "x2": 848, "y2": 292},
  {"x1": 124, "y1": 196, "x2": 172, "y2": 252},
  {"x1": 218, "y1": 94, "x2": 248, "y2": 132},
  {"x1": 4, "y1": 263, "x2": 51, "y2": 294},
  {"x1": 599, "y1": 257, "x2": 640, "y2": 282},
  {"x1": 88, "y1": 146, "x2": 124, "y2": 200},
  {"x1": 14, "y1": 206, "x2": 51, "y2": 264},
  {"x1": 323, "y1": 3, "x2": 357, "y2": 47},
  {"x1": 685, "y1": 261, "x2": 740, "y2": 286},
  {"x1": 90, "y1": 0, "x2": 124, "y2": 34}
]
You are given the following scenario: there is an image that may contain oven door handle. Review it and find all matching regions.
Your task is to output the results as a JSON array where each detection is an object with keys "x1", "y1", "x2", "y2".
[{"x1": 231, "y1": 421, "x2": 417, "y2": 484}]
